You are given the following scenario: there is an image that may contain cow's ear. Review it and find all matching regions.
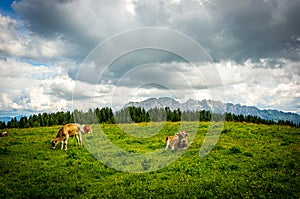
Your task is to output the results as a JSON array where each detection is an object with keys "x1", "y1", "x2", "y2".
[{"x1": 185, "y1": 133, "x2": 189, "y2": 136}]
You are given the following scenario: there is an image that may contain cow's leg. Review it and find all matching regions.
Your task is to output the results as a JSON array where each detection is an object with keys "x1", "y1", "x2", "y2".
[
  {"x1": 60, "y1": 140, "x2": 64, "y2": 150},
  {"x1": 75, "y1": 134, "x2": 79, "y2": 145},
  {"x1": 165, "y1": 140, "x2": 170, "y2": 150},
  {"x1": 64, "y1": 135, "x2": 69, "y2": 150},
  {"x1": 64, "y1": 140, "x2": 68, "y2": 150},
  {"x1": 75, "y1": 134, "x2": 82, "y2": 146},
  {"x1": 171, "y1": 144, "x2": 175, "y2": 151},
  {"x1": 179, "y1": 146, "x2": 187, "y2": 150},
  {"x1": 78, "y1": 133, "x2": 82, "y2": 146}
]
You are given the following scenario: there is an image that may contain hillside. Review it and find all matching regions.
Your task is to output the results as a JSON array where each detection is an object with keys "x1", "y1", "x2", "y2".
[
  {"x1": 0, "y1": 122, "x2": 299, "y2": 198},
  {"x1": 125, "y1": 97, "x2": 300, "y2": 124}
]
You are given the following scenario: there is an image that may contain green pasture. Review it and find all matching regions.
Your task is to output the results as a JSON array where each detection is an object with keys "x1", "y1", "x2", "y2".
[{"x1": 0, "y1": 122, "x2": 299, "y2": 198}]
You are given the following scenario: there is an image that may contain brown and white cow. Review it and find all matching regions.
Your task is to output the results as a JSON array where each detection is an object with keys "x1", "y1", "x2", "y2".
[
  {"x1": 51, "y1": 123, "x2": 92, "y2": 150},
  {"x1": 165, "y1": 130, "x2": 189, "y2": 151},
  {"x1": 177, "y1": 130, "x2": 189, "y2": 150}
]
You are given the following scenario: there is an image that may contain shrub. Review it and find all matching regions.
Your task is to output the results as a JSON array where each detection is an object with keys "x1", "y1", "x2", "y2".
[
  {"x1": 221, "y1": 129, "x2": 230, "y2": 134},
  {"x1": 243, "y1": 152, "x2": 253, "y2": 157},
  {"x1": 0, "y1": 147, "x2": 9, "y2": 155},
  {"x1": 229, "y1": 146, "x2": 242, "y2": 154}
]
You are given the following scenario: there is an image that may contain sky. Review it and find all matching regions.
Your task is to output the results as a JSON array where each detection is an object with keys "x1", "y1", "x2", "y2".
[{"x1": 0, "y1": 0, "x2": 299, "y2": 117}]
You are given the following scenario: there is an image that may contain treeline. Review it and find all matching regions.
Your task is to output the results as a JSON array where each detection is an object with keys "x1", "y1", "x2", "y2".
[
  {"x1": 0, "y1": 106, "x2": 299, "y2": 129},
  {"x1": 1, "y1": 111, "x2": 74, "y2": 129}
]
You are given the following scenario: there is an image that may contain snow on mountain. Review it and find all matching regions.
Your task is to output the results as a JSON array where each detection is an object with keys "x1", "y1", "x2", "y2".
[{"x1": 124, "y1": 97, "x2": 300, "y2": 124}]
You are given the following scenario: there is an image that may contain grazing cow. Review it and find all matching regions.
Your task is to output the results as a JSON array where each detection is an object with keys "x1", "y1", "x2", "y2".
[
  {"x1": 0, "y1": 132, "x2": 8, "y2": 137},
  {"x1": 51, "y1": 124, "x2": 92, "y2": 150},
  {"x1": 165, "y1": 130, "x2": 189, "y2": 151}
]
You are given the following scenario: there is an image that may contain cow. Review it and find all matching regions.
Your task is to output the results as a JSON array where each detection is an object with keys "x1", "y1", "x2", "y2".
[
  {"x1": 51, "y1": 124, "x2": 92, "y2": 150},
  {"x1": 165, "y1": 130, "x2": 189, "y2": 151},
  {"x1": 80, "y1": 124, "x2": 92, "y2": 134},
  {"x1": 0, "y1": 132, "x2": 8, "y2": 137},
  {"x1": 177, "y1": 130, "x2": 189, "y2": 150}
]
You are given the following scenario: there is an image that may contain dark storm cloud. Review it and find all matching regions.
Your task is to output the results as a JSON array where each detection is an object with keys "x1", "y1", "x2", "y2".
[
  {"x1": 205, "y1": 0, "x2": 300, "y2": 61},
  {"x1": 12, "y1": 0, "x2": 136, "y2": 60},
  {"x1": 11, "y1": 0, "x2": 300, "y2": 62},
  {"x1": 134, "y1": 0, "x2": 300, "y2": 61}
]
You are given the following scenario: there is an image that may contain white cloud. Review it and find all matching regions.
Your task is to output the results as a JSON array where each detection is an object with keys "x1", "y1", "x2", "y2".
[
  {"x1": 215, "y1": 59, "x2": 300, "y2": 113},
  {"x1": 0, "y1": 58, "x2": 74, "y2": 115},
  {"x1": 0, "y1": 13, "x2": 66, "y2": 60},
  {"x1": 0, "y1": 55, "x2": 299, "y2": 116},
  {"x1": 68, "y1": 59, "x2": 300, "y2": 113}
]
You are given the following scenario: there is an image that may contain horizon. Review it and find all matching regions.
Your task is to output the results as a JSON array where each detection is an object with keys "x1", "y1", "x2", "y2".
[
  {"x1": 0, "y1": 0, "x2": 299, "y2": 119},
  {"x1": 1, "y1": 97, "x2": 299, "y2": 124}
]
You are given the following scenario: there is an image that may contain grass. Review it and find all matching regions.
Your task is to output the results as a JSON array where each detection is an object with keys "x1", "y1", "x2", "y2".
[{"x1": 0, "y1": 122, "x2": 299, "y2": 198}]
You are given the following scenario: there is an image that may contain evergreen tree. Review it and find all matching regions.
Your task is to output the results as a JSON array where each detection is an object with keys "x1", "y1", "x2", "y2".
[
  {"x1": 19, "y1": 116, "x2": 28, "y2": 128},
  {"x1": 0, "y1": 121, "x2": 6, "y2": 129},
  {"x1": 42, "y1": 113, "x2": 49, "y2": 126}
]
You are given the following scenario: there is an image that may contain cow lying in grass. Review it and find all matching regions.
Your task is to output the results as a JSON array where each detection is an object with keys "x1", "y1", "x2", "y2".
[
  {"x1": 52, "y1": 123, "x2": 92, "y2": 150},
  {"x1": 165, "y1": 130, "x2": 189, "y2": 151},
  {"x1": 0, "y1": 132, "x2": 8, "y2": 137}
]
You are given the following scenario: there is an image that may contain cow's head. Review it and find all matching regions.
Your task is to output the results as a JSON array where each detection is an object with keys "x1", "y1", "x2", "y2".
[
  {"x1": 177, "y1": 130, "x2": 189, "y2": 145},
  {"x1": 85, "y1": 125, "x2": 92, "y2": 133},
  {"x1": 82, "y1": 125, "x2": 92, "y2": 134},
  {"x1": 52, "y1": 139, "x2": 59, "y2": 149}
]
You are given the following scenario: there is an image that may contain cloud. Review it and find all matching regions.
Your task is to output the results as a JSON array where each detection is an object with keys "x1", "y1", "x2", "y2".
[
  {"x1": 0, "y1": 58, "x2": 74, "y2": 115},
  {"x1": 0, "y1": 0, "x2": 299, "y2": 116},
  {"x1": 76, "y1": 58, "x2": 299, "y2": 113},
  {"x1": 215, "y1": 59, "x2": 300, "y2": 113},
  {"x1": 212, "y1": 0, "x2": 300, "y2": 61},
  {"x1": 0, "y1": 58, "x2": 105, "y2": 115},
  {"x1": 0, "y1": 13, "x2": 67, "y2": 61},
  {"x1": 12, "y1": 0, "x2": 137, "y2": 60},
  {"x1": 11, "y1": 0, "x2": 300, "y2": 62}
]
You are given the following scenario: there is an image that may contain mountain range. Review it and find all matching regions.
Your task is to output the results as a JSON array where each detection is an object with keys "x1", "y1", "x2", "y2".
[{"x1": 124, "y1": 97, "x2": 300, "y2": 124}]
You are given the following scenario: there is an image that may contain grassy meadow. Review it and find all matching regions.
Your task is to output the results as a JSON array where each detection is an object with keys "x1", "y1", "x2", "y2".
[{"x1": 0, "y1": 122, "x2": 299, "y2": 198}]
